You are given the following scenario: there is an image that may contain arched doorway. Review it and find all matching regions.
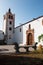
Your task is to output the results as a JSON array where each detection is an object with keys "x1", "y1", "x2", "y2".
[{"x1": 27, "y1": 33, "x2": 33, "y2": 45}]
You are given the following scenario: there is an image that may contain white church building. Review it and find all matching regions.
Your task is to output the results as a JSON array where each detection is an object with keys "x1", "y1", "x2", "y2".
[{"x1": 0, "y1": 9, "x2": 43, "y2": 45}]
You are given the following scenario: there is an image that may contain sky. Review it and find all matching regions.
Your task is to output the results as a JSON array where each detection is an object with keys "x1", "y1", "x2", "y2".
[{"x1": 0, "y1": 0, "x2": 43, "y2": 30}]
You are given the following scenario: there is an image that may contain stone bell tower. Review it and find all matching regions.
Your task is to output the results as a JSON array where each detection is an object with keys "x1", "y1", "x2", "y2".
[{"x1": 3, "y1": 8, "x2": 15, "y2": 44}]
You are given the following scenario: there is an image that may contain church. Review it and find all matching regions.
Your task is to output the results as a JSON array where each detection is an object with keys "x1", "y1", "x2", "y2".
[{"x1": 1, "y1": 9, "x2": 43, "y2": 45}]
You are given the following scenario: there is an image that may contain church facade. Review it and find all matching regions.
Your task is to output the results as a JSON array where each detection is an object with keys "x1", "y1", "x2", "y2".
[
  {"x1": 3, "y1": 9, "x2": 43, "y2": 45},
  {"x1": 14, "y1": 16, "x2": 43, "y2": 45}
]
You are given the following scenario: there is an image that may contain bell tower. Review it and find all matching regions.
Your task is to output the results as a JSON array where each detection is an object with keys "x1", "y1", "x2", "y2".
[{"x1": 3, "y1": 8, "x2": 15, "y2": 44}]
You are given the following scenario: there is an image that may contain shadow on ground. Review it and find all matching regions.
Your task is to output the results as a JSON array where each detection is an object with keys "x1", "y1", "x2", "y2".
[{"x1": 0, "y1": 54, "x2": 43, "y2": 65}]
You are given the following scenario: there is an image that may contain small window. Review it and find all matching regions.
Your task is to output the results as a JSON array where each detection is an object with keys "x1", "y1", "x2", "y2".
[
  {"x1": 11, "y1": 16, "x2": 13, "y2": 19},
  {"x1": 29, "y1": 24, "x2": 31, "y2": 29},
  {"x1": 9, "y1": 21, "x2": 12, "y2": 24},
  {"x1": 42, "y1": 19, "x2": 43, "y2": 25},
  {"x1": 20, "y1": 28, "x2": 21, "y2": 32},
  {"x1": 8, "y1": 15, "x2": 13, "y2": 19},
  {"x1": 9, "y1": 27, "x2": 12, "y2": 30},
  {"x1": 9, "y1": 15, "x2": 10, "y2": 19},
  {"x1": 3, "y1": 32, "x2": 4, "y2": 34},
  {"x1": 9, "y1": 35, "x2": 11, "y2": 39}
]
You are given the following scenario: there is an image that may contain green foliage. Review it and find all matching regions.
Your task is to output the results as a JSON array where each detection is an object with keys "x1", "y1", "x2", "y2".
[
  {"x1": 38, "y1": 34, "x2": 43, "y2": 42},
  {"x1": 37, "y1": 44, "x2": 43, "y2": 53}
]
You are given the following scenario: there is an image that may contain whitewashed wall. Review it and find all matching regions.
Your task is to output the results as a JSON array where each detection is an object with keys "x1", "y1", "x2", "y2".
[
  {"x1": 14, "y1": 17, "x2": 43, "y2": 45},
  {"x1": 14, "y1": 26, "x2": 23, "y2": 44},
  {"x1": 3, "y1": 19, "x2": 7, "y2": 35},
  {"x1": 23, "y1": 17, "x2": 43, "y2": 45},
  {"x1": 0, "y1": 31, "x2": 4, "y2": 40}
]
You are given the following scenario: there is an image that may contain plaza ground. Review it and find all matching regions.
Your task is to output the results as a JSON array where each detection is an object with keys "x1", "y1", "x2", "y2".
[
  {"x1": 0, "y1": 53, "x2": 43, "y2": 65},
  {"x1": 0, "y1": 45, "x2": 43, "y2": 65}
]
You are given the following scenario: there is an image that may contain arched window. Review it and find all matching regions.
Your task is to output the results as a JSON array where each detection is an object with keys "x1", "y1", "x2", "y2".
[
  {"x1": 9, "y1": 35, "x2": 11, "y2": 39},
  {"x1": 9, "y1": 27, "x2": 12, "y2": 31},
  {"x1": 11, "y1": 16, "x2": 13, "y2": 19},
  {"x1": 9, "y1": 21, "x2": 12, "y2": 24},
  {"x1": 20, "y1": 28, "x2": 21, "y2": 32},
  {"x1": 9, "y1": 15, "x2": 10, "y2": 19},
  {"x1": 8, "y1": 15, "x2": 13, "y2": 19},
  {"x1": 29, "y1": 24, "x2": 31, "y2": 29}
]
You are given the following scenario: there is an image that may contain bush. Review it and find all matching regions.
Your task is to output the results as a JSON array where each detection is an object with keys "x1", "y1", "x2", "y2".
[
  {"x1": 37, "y1": 44, "x2": 43, "y2": 53},
  {"x1": 32, "y1": 44, "x2": 43, "y2": 54}
]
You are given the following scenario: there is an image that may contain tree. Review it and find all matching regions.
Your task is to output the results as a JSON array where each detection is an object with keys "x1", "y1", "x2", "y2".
[{"x1": 38, "y1": 34, "x2": 43, "y2": 42}]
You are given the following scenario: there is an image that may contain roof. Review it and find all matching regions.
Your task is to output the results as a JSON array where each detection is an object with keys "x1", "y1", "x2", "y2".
[{"x1": 15, "y1": 15, "x2": 43, "y2": 29}]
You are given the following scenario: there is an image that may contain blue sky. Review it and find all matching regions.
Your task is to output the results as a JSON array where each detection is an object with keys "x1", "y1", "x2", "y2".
[{"x1": 0, "y1": 0, "x2": 43, "y2": 30}]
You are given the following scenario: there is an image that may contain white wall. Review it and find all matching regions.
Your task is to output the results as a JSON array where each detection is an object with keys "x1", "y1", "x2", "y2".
[
  {"x1": 0, "y1": 31, "x2": 4, "y2": 40},
  {"x1": 3, "y1": 19, "x2": 7, "y2": 35},
  {"x1": 14, "y1": 17, "x2": 43, "y2": 45},
  {"x1": 13, "y1": 26, "x2": 23, "y2": 44},
  {"x1": 23, "y1": 17, "x2": 43, "y2": 45}
]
